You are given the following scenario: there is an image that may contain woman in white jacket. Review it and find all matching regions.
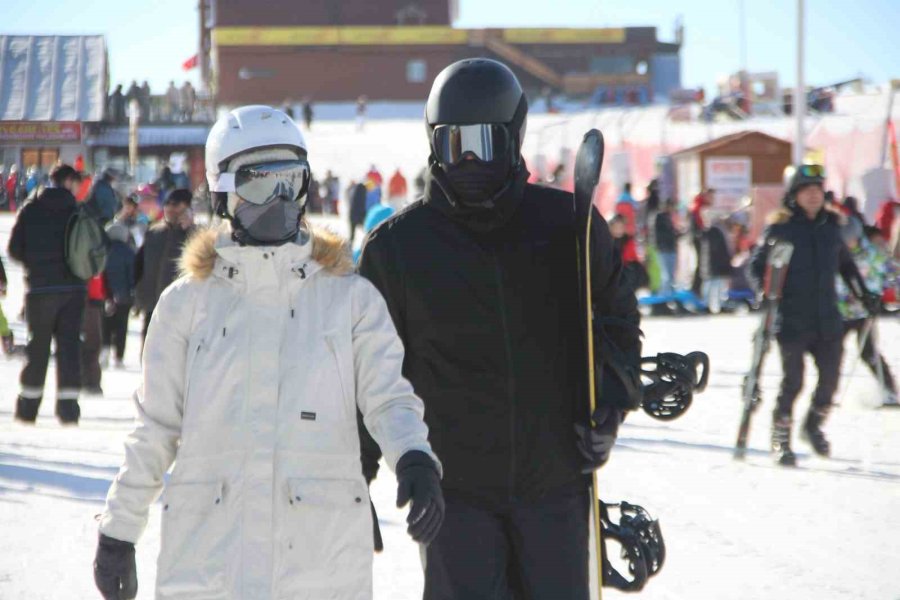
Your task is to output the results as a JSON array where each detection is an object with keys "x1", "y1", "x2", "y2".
[{"x1": 93, "y1": 106, "x2": 444, "y2": 600}]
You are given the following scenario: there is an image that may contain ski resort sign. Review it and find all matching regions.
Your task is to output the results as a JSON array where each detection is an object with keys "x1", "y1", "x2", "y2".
[
  {"x1": 0, "y1": 122, "x2": 82, "y2": 144},
  {"x1": 704, "y1": 157, "x2": 751, "y2": 212}
]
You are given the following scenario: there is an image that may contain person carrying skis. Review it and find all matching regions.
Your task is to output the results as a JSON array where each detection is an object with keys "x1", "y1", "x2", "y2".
[
  {"x1": 93, "y1": 105, "x2": 444, "y2": 600},
  {"x1": 359, "y1": 59, "x2": 641, "y2": 600},
  {"x1": 750, "y1": 165, "x2": 879, "y2": 465},
  {"x1": 835, "y1": 220, "x2": 900, "y2": 407}
]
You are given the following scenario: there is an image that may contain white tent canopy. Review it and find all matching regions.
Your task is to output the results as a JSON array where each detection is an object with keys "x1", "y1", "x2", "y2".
[{"x1": 0, "y1": 35, "x2": 108, "y2": 122}]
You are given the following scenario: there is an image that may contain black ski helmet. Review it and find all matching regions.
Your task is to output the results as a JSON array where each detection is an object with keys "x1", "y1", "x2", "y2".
[
  {"x1": 785, "y1": 163, "x2": 825, "y2": 194},
  {"x1": 783, "y1": 163, "x2": 825, "y2": 207},
  {"x1": 425, "y1": 58, "x2": 528, "y2": 168}
]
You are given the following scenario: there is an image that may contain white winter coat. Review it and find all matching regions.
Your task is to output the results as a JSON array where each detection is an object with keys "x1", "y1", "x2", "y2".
[{"x1": 99, "y1": 226, "x2": 439, "y2": 600}]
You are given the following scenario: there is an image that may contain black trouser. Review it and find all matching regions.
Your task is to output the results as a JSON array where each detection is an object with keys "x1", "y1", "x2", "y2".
[
  {"x1": 775, "y1": 332, "x2": 844, "y2": 418},
  {"x1": 81, "y1": 300, "x2": 104, "y2": 388},
  {"x1": 349, "y1": 219, "x2": 363, "y2": 245},
  {"x1": 103, "y1": 302, "x2": 132, "y2": 362},
  {"x1": 19, "y1": 292, "x2": 84, "y2": 403},
  {"x1": 424, "y1": 484, "x2": 590, "y2": 600},
  {"x1": 843, "y1": 319, "x2": 896, "y2": 393}
]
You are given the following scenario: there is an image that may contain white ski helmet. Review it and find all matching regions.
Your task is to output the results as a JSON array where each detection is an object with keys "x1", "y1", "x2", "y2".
[{"x1": 206, "y1": 105, "x2": 308, "y2": 215}]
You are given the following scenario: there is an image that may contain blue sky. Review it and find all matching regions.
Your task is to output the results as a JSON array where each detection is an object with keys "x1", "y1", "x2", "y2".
[{"x1": 4, "y1": 0, "x2": 898, "y2": 95}]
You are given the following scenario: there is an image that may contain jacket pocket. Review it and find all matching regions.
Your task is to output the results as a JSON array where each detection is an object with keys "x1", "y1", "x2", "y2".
[
  {"x1": 182, "y1": 336, "x2": 206, "y2": 413},
  {"x1": 156, "y1": 481, "x2": 228, "y2": 597},
  {"x1": 325, "y1": 333, "x2": 352, "y2": 413},
  {"x1": 275, "y1": 477, "x2": 371, "y2": 596}
]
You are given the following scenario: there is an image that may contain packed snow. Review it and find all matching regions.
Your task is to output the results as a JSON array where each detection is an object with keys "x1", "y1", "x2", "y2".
[{"x1": 1, "y1": 211, "x2": 898, "y2": 600}]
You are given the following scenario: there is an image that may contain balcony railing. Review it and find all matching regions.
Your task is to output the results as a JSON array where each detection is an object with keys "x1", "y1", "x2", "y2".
[{"x1": 104, "y1": 94, "x2": 215, "y2": 125}]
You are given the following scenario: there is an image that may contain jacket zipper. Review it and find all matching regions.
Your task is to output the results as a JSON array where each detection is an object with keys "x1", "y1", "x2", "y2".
[{"x1": 493, "y1": 253, "x2": 516, "y2": 501}]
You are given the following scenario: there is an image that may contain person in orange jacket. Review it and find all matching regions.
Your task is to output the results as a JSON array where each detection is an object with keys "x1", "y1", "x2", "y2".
[{"x1": 387, "y1": 168, "x2": 408, "y2": 210}]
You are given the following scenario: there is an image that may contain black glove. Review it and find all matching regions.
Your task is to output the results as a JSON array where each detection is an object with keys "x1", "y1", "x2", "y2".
[
  {"x1": 94, "y1": 534, "x2": 137, "y2": 600},
  {"x1": 862, "y1": 292, "x2": 882, "y2": 316},
  {"x1": 574, "y1": 403, "x2": 622, "y2": 472},
  {"x1": 395, "y1": 450, "x2": 444, "y2": 545}
]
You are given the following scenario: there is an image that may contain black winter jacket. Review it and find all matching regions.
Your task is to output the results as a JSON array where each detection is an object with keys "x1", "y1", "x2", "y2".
[
  {"x1": 654, "y1": 212, "x2": 678, "y2": 252},
  {"x1": 7, "y1": 187, "x2": 85, "y2": 294},
  {"x1": 706, "y1": 225, "x2": 733, "y2": 278},
  {"x1": 105, "y1": 240, "x2": 136, "y2": 304},
  {"x1": 750, "y1": 207, "x2": 861, "y2": 340},
  {"x1": 134, "y1": 222, "x2": 194, "y2": 311},
  {"x1": 359, "y1": 172, "x2": 641, "y2": 506}
]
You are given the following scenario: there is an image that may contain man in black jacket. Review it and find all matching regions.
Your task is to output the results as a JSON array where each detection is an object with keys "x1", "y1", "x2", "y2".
[
  {"x1": 8, "y1": 164, "x2": 85, "y2": 424},
  {"x1": 134, "y1": 188, "x2": 194, "y2": 343},
  {"x1": 359, "y1": 59, "x2": 641, "y2": 600},
  {"x1": 750, "y1": 165, "x2": 875, "y2": 465}
]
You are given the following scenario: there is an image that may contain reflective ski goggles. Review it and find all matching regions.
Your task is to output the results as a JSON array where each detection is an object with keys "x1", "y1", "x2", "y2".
[
  {"x1": 432, "y1": 123, "x2": 509, "y2": 166},
  {"x1": 797, "y1": 164, "x2": 826, "y2": 179},
  {"x1": 211, "y1": 159, "x2": 310, "y2": 205}
]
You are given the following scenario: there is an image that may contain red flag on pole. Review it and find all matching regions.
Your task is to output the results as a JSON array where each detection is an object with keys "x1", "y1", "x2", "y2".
[{"x1": 182, "y1": 54, "x2": 199, "y2": 71}]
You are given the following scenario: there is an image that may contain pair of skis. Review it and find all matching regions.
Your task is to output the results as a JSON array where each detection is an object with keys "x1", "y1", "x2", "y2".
[{"x1": 733, "y1": 240, "x2": 794, "y2": 459}]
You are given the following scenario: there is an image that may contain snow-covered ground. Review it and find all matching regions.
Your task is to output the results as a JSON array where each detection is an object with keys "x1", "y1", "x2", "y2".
[{"x1": 1, "y1": 212, "x2": 898, "y2": 600}]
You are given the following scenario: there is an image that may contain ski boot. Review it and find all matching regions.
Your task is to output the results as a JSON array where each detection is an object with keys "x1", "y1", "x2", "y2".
[
  {"x1": 881, "y1": 389, "x2": 899, "y2": 409},
  {"x1": 801, "y1": 407, "x2": 830, "y2": 457},
  {"x1": 771, "y1": 414, "x2": 796, "y2": 466},
  {"x1": 14, "y1": 396, "x2": 40, "y2": 424},
  {"x1": 55, "y1": 399, "x2": 80, "y2": 426}
]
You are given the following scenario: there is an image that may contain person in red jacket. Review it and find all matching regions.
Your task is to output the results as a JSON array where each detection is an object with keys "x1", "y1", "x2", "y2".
[
  {"x1": 690, "y1": 188, "x2": 715, "y2": 294},
  {"x1": 5, "y1": 165, "x2": 19, "y2": 212},
  {"x1": 81, "y1": 274, "x2": 107, "y2": 395},
  {"x1": 387, "y1": 168, "x2": 408, "y2": 210}
]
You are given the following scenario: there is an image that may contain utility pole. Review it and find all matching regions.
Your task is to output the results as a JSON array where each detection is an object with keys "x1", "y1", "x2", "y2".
[{"x1": 793, "y1": 0, "x2": 806, "y2": 165}]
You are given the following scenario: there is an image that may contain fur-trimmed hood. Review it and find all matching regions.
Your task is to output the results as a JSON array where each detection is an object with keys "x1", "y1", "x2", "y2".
[
  {"x1": 178, "y1": 223, "x2": 353, "y2": 280},
  {"x1": 766, "y1": 205, "x2": 845, "y2": 226}
]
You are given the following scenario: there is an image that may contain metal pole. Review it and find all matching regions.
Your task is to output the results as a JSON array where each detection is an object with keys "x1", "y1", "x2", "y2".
[{"x1": 793, "y1": 0, "x2": 806, "y2": 165}]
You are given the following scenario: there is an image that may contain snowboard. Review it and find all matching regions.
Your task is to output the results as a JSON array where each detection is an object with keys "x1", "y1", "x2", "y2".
[
  {"x1": 734, "y1": 240, "x2": 794, "y2": 458},
  {"x1": 573, "y1": 129, "x2": 606, "y2": 598}
]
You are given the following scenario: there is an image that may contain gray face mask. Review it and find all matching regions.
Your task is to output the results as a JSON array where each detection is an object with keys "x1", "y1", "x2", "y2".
[{"x1": 233, "y1": 199, "x2": 301, "y2": 245}]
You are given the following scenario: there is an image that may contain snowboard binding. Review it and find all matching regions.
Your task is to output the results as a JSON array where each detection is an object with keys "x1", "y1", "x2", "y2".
[
  {"x1": 640, "y1": 351, "x2": 710, "y2": 420},
  {"x1": 600, "y1": 501, "x2": 665, "y2": 592}
]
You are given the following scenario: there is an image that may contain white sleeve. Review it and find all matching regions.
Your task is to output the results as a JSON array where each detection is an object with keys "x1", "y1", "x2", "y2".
[
  {"x1": 351, "y1": 277, "x2": 441, "y2": 475},
  {"x1": 98, "y1": 281, "x2": 193, "y2": 543}
]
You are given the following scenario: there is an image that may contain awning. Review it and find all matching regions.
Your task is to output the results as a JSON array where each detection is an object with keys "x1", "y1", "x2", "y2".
[
  {"x1": 0, "y1": 35, "x2": 107, "y2": 121},
  {"x1": 85, "y1": 126, "x2": 211, "y2": 148}
]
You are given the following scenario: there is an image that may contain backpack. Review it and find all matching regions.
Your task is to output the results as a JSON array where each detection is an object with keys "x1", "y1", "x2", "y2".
[{"x1": 65, "y1": 203, "x2": 109, "y2": 280}]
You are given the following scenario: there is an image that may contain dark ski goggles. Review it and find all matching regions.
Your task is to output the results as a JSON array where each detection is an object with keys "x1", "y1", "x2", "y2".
[
  {"x1": 212, "y1": 159, "x2": 310, "y2": 205},
  {"x1": 432, "y1": 123, "x2": 509, "y2": 166}
]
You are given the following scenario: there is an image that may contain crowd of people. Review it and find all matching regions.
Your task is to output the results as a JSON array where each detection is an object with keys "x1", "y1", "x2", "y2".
[
  {"x1": 346, "y1": 165, "x2": 411, "y2": 248},
  {"x1": 107, "y1": 80, "x2": 198, "y2": 123},
  {"x1": 2, "y1": 161, "x2": 196, "y2": 420},
  {"x1": 595, "y1": 181, "x2": 900, "y2": 322}
]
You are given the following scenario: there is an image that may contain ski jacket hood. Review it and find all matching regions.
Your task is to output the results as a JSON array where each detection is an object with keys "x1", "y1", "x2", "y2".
[{"x1": 179, "y1": 222, "x2": 353, "y2": 281}]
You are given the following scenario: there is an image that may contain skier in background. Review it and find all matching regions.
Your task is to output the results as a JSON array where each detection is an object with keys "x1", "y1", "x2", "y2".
[
  {"x1": 836, "y1": 220, "x2": 900, "y2": 407},
  {"x1": 8, "y1": 165, "x2": 85, "y2": 424},
  {"x1": 750, "y1": 165, "x2": 879, "y2": 465},
  {"x1": 387, "y1": 167, "x2": 408, "y2": 211},
  {"x1": 360, "y1": 59, "x2": 641, "y2": 600},
  {"x1": 94, "y1": 105, "x2": 443, "y2": 600}
]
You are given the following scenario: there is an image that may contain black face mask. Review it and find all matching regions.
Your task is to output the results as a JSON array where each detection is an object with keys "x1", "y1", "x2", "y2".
[{"x1": 443, "y1": 159, "x2": 511, "y2": 206}]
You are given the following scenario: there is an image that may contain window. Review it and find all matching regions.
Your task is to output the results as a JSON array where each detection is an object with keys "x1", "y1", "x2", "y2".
[
  {"x1": 589, "y1": 56, "x2": 635, "y2": 75},
  {"x1": 407, "y1": 60, "x2": 427, "y2": 83}
]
